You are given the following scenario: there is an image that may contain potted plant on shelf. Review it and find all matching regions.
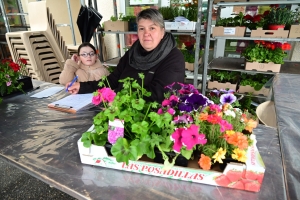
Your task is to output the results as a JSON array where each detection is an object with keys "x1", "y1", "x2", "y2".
[
  {"x1": 263, "y1": 4, "x2": 294, "y2": 30},
  {"x1": 0, "y1": 58, "x2": 32, "y2": 103},
  {"x1": 208, "y1": 70, "x2": 240, "y2": 91},
  {"x1": 238, "y1": 73, "x2": 274, "y2": 97},
  {"x1": 213, "y1": 12, "x2": 247, "y2": 37},
  {"x1": 289, "y1": 5, "x2": 300, "y2": 38},
  {"x1": 180, "y1": 41, "x2": 203, "y2": 71},
  {"x1": 242, "y1": 40, "x2": 291, "y2": 72},
  {"x1": 103, "y1": 13, "x2": 130, "y2": 31}
]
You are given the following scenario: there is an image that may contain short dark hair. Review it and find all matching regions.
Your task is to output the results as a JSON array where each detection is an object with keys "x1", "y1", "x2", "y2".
[
  {"x1": 77, "y1": 42, "x2": 96, "y2": 54},
  {"x1": 136, "y1": 8, "x2": 165, "y2": 29}
]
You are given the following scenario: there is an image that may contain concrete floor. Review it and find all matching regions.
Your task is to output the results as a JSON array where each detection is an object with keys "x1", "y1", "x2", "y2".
[{"x1": 0, "y1": 160, "x2": 76, "y2": 200}]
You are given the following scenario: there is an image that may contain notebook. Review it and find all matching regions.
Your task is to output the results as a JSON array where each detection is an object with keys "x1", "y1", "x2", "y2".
[{"x1": 48, "y1": 93, "x2": 93, "y2": 113}]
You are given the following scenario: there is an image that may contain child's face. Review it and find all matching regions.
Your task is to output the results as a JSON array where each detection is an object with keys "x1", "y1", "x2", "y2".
[{"x1": 79, "y1": 46, "x2": 97, "y2": 66}]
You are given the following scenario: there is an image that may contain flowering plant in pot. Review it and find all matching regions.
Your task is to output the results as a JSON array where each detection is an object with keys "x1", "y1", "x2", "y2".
[
  {"x1": 263, "y1": 4, "x2": 294, "y2": 30},
  {"x1": 158, "y1": 84, "x2": 258, "y2": 171},
  {"x1": 0, "y1": 58, "x2": 28, "y2": 103},
  {"x1": 82, "y1": 74, "x2": 181, "y2": 169},
  {"x1": 242, "y1": 40, "x2": 290, "y2": 64}
]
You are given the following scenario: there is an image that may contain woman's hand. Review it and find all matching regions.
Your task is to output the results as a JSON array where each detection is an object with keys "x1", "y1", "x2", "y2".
[{"x1": 66, "y1": 82, "x2": 80, "y2": 94}]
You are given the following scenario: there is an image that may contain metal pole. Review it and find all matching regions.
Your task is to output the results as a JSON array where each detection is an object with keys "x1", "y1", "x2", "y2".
[
  {"x1": 201, "y1": 0, "x2": 213, "y2": 95},
  {"x1": 66, "y1": 0, "x2": 76, "y2": 45},
  {"x1": 193, "y1": 0, "x2": 203, "y2": 88},
  {"x1": 0, "y1": 0, "x2": 11, "y2": 32}
]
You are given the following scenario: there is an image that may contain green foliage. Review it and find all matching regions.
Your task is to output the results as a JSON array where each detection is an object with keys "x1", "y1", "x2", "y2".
[
  {"x1": 242, "y1": 43, "x2": 287, "y2": 64},
  {"x1": 239, "y1": 73, "x2": 273, "y2": 91},
  {"x1": 265, "y1": 6, "x2": 294, "y2": 25},
  {"x1": 81, "y1": 74, "x2": 176, "y2": 166},
  {"x1": 159, "y1": 5, "x2": 198, "y2": 21},
  {"x1": 159, "y1": 7, "x2": 174, "y2": 20},
  {"x1": 216, "y1": 12, "x2": 246, "y2": 27},
  {"x1": 110, "y1": 13, "x2": 136, "y2": 21},
  {"x1": 209, "y1": 70, "x2": 240, "y2": 84}
]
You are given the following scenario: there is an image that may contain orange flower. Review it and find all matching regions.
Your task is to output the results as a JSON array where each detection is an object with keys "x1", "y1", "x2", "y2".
[
  {"x1": 207, "y1": 114, "x2": 222, "y2": 124},
  {"x1": 199, "y1": 112, "x2": 208, "y2": 121},
  {"x1": 198, "y1": 154, "x2": 211, "y2": 170},
  {"x1": 227, "y1": 132, "x2": 249, "y2": 150},
  {"x1": 245, "y1": 119, "x2": 258, "y2": 132},
  {"x1": 222, "y1": 103, "x2": 230, "y2": 111}
]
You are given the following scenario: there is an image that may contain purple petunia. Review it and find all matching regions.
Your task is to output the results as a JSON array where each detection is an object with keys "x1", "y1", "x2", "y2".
[{"x1": 220, "y1": 93, "x2": 237, "y2": 105}]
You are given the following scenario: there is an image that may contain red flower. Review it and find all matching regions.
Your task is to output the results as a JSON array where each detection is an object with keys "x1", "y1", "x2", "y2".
[
  {"x1": 252, "y1": 15, "x2": 262, "y2": 22},
  {"x1": 263, "y1": 10, "x2": 270, "y2": 16},
  {"x1": 243, "y1": 15, "x2": 253, "y2": 21},
  {"x1": 19, "y1": 58, "x2": 27, "y2": 65},
  {"x1": 9, "y1": 62, "x2": 20, "y2": 72},
  {"x1": 282, "y1": 43, "x2": 291, "y2": 51}
]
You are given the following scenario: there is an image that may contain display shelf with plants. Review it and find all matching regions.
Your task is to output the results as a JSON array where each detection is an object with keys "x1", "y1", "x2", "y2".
[
  {"x1": 207, "y1": 70, "x2": 240, "y2": 91},
  {"x1": 201, "y1": 0, "x2": 300, "y2": 98},
  {"x1": 238, "y1": 73, "x2": 274, "y2": 97}
]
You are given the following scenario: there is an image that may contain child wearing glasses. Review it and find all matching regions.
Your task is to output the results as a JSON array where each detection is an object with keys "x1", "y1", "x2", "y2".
[{"x1": 59, "y1": 42, "x2": 109, "y2": 85}]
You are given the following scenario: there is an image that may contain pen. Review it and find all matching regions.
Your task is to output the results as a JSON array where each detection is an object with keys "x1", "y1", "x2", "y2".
[{"x1": 66, "y1": 75, "x2": 78, "y2": 92}]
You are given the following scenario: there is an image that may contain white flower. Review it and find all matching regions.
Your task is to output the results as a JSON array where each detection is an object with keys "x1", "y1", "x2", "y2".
[{"x1": 224, "y1": 110, "x2": 236, "y2": 118}]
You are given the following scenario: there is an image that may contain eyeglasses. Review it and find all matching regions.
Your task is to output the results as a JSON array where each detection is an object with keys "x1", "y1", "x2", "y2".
[{"x1": 79, "y1": 52, "x2": 95, "y2": 58}]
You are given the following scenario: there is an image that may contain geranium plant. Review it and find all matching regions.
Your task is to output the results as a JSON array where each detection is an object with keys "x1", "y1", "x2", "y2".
[
  {"x1": 216, "y1": 12, "x2": 246, "y2": 27},
  {"x1": 239, "y1": 73, "x2": 274, "y2": 91},
  {"x1": 242, "y1": 40, "x2": 291, "y2": 64},
  {"x1": 0, "y1": 58, "x2": 27, "y2": 103},
  {"x1": 82, "y1": 74, "x2": 178, "y2": 168}
]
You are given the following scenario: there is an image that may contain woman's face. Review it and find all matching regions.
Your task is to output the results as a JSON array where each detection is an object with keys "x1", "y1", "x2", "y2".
[
  {"x1": 79, "y1": 46, "x2": 97, "y2": 66},
  {"x1": 137, "y1": 18, "x2": 165, "y2": 51}
]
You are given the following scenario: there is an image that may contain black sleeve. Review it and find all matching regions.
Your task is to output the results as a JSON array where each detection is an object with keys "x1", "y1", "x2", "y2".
[
  {"x1": 78, "y1": 81, "x2": 100, "y2": 93},
  {"x1": 146, "y1": 48, "x2": 185, "y2": 103}
]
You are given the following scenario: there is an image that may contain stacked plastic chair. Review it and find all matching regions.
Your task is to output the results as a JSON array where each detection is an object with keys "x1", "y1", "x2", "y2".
[{"x1": 5, "y1": 1, "x2": 70, "y2": 83}]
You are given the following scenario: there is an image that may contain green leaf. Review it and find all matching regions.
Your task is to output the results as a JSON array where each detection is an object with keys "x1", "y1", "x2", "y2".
[{"x1": 111, "y1": 138, "x2": 138, "y2": 165}]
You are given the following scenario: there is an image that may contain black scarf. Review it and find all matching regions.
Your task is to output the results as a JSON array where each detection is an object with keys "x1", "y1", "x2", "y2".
[{"x1": 128, "y1": 32, "x2": 176, "y2": 70}]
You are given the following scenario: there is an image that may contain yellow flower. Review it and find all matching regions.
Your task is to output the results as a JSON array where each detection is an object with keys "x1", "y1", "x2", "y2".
[
  {"x1": 225, "y1": 130, "x2": 235, "y2": 136},
  {"x1": 231, "y1": 148, "x2": 247, "y2": 162},
  {"x1": 212, "y1": 147, "x2": 226, "y2": 163}
]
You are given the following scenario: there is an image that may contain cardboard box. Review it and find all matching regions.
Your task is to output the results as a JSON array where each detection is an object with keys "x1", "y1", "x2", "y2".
[
  {"x1": 78, "y1": 136, "x2": 265, "y2": 192},
  {"x1": 185, "y1": 62, "x2": 194, "y2": 71},
  {"x1": 207, "y1": 81, "x2": 237, "y2": 91},
  {"x1": 250, "y1": 28, "x2": 289, "y2": 38},
  {"x1": 288, "y1": 25, "x2": 300, "y2": 38},
  {"x1": 104, "y1": 20, "x2": 129, "y2": 32},
  {"x1": 238, "y1": 85, "x2": 270, "y2": 97},
  {"x1": 212, "y1": 26, "x2": 246, "y2": 37},
  {"x1": 164, "y1": 22, "x2": 196, "y2": 32},
  {"x1": 245, "y1": 62, "x2": 281, "y2": 73}
]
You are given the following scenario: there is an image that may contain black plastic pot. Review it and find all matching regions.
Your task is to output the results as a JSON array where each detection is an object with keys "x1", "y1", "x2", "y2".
[
  {"x1": 1, "y1": 76, "x2": 33, "y2": 97},
  {"x1": 153, "y1": 149, "x2": 188, "y2": 167}
]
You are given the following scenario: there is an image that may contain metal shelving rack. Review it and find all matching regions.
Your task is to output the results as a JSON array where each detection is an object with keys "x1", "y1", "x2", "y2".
[
  {"x1": 98, "y1": 0, "x2": 205, "y2": 87},
  {"x1": 201, "y1": 0, "x2": 300, "y2": 95}
]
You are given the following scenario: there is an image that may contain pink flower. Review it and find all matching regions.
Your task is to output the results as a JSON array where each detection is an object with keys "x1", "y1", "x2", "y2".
[
  {"x1": 219, "y1": 120, "x2": 233, "y2": 132},
  {"x1": 181, "y1": 124, "x2": 207, "y2": 150},
  {"x1": 6, "y1": 81, "x2": 11, "y2": 86},
  {"x1": 92, "y1": 90, "x2": 103, "y2": 105},
  {"x1": 173, "y1": 114, "x2": 193, "y2": 124},
  {"x1": 170, "y1": 128, "x2": 184, "y2": 153},
  {"x1": 108, "y1": 126, "x2": 124, "y2": 144},
  {"x1": 99, "y1": 88, "x2": 116, "y2": 102},
  {"x1": 167, "y1": 107, "x2": 175, "y2": 115},
  {"x1": 162, "y1": 99, "x2": 171, "y2": 106},
  {"x1": 157, "y1": 108, "x2": 163, "y2": 114},
  {"x1": 169, "y1": 95, "x2": 179, "y2": 102}
]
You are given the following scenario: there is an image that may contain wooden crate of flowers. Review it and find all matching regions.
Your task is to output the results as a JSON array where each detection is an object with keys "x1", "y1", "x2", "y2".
[
  {"x1": 207, "y1": 70, "x2": 240, "y2": 91},
  {"x1": 78, "y1": 75, "x2": 265, "y2": 192},
  {"x1": 242, "y1": 40, "x2": 291, "y2": 73},
  {"x1": 243, "y1": 5, "x2": 294, "y2": 38},
  {"x1": 212, "y1": 12, "x2": 246, "y2": 37}
]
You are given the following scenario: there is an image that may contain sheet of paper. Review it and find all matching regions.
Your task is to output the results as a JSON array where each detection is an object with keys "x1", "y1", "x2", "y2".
[
  {"x1": 50, "y1": 93, "x2": 93, "y2": 111},
  {"x1": 30, "y1": 86, "x2": 64, "y2": 98}
]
